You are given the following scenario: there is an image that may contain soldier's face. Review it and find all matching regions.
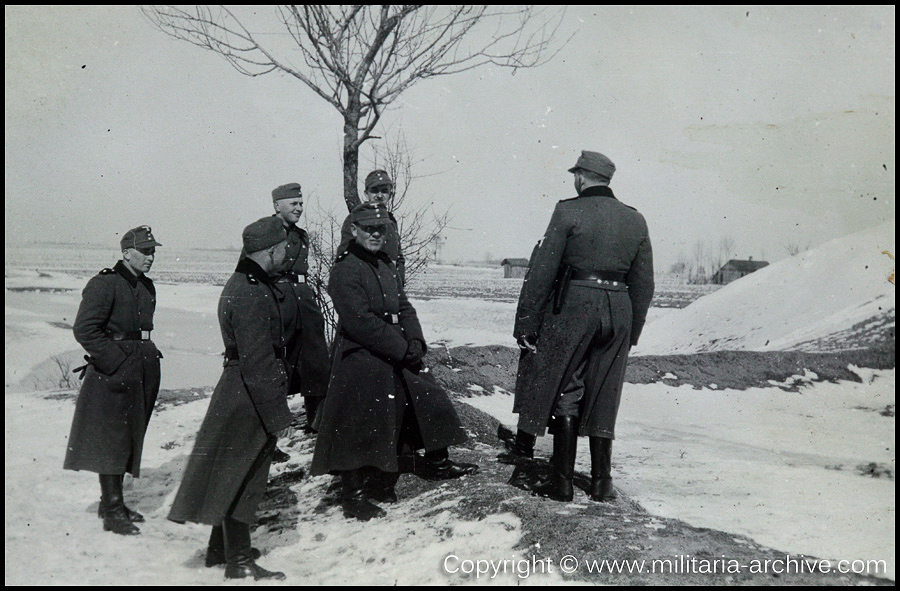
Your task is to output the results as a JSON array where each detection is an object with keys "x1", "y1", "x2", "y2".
[
  {"x1": 365, "y1": 185, "x2": 393, "y2": 205},
  {"x1": 352, "y1": 223, "x2": 386, "y2": 253},
  {"x1": 274, "y1": 197, "x2": 303, "y2": 225},
  {"x1": 122, "y1": 247, "x2": 155, "y2": 275}
]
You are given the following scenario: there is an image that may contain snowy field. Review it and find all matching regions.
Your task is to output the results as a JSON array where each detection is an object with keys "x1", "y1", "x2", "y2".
[{"x1": 5, "y1": 224, "x2": 895, "y2": 583}]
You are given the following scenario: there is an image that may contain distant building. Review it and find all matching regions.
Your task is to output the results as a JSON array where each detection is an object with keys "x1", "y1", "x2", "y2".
[
  {"x1": 500, "y1": 258, "x2": 529, "y2": 279},
  {"x1": 712, "y1": 257, "x2": 769, "y2": 285}
]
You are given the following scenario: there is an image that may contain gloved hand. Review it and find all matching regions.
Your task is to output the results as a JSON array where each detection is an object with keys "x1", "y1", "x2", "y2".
[
  {"x1": 516, "y1": 334, "x2": 537, "y2": 353},
  {"x1": 402, "y1": 339, "x2": 426, "y2": 373}
]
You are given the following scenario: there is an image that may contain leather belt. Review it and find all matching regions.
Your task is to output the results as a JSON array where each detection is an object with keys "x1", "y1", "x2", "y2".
[
  {"x1": 570, "y1": 269, "x2": 626, "y2": 282},
  {"x1": 106, "y1": 330, "x2": 152, "y2": 341},
  {"x1": 381, "y1": 312, "x2": 400, "y2": 325},
  {"x1": 224, "y1": 345, "x2": 287, "y2": 361}
]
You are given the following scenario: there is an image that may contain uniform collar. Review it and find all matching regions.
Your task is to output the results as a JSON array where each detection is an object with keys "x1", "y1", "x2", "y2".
[
  {"x1": 114, "y1": 260, "x2": 154, "y2": 291},
  {"x1": 578, "y1": 185, "x2": 616, "y2": 199},
  {"x1": 348, "y1": 240, "x2": 392, "y2": 266},
  {"x1": 235, "y1": 257, "x2": 274, "y2": 284},
  {"x1": 275, "y1": 215, "x2": 308, "y2": 242}
]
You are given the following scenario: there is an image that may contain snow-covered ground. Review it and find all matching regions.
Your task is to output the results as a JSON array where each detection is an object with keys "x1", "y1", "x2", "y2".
[{"x1": 5, "y1": 223, "x2": 896, "y2": 582}]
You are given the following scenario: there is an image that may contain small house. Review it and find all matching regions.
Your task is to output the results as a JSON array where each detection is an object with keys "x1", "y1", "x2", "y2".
[
  {"x1": 500, "y1": 258, "x2": 529, "y2": 279},
  {"x1": 712, "y1": 258, "x2": 769, "y2": 285}
]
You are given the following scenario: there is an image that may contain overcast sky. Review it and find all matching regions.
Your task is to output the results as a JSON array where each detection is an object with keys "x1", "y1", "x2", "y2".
[{"x1": 5, "y1": 6, "x2": 895, "y2": 267}]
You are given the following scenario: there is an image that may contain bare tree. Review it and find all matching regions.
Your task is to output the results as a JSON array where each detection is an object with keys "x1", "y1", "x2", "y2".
[
  {"x1": 367, "y1": 131, "x2": 450, "y2": 279},
  {"x1": 142, "y1": 5, "x2": 566, "y2": 210},
  {"x1": 304, "y1": 131, "x2": 450, "y2": 345}
]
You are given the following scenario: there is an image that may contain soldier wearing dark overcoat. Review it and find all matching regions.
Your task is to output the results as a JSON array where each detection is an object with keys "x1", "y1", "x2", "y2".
[
  {"x1": 64, "y1": 225, "x2": 163, "y2": 536},
  {"x1": 336, "y1": 169, "x2": 406, "y2": 284},
  {"x1": 311, "y1": 203, "x2": 476, "y2": 522},
  {"x1": 168, "y1": 217, "x2": 291, "y2": 581},
  {"x1": 269, "y1": 182, "x2": 331, "y2": 429},
  {"x1": 506, "y1": 150, "x2": 654, "y2": 504}
]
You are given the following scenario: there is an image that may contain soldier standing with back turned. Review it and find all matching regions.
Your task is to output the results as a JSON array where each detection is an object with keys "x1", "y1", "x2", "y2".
[
  {"x1": 64, "y1": 226, "x2": 163, "y2": 536},
  {"x1": 505, "y1": 151, "x2": 654, "y2": 503}
]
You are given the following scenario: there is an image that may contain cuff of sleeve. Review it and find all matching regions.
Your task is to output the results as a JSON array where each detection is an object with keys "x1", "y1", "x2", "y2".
[
  {"x1": 630, "y1": 322, "x2": 645, "y2": 347},
  {"x1": 256, "y1": 398, "x2": 292, "y2": 435},
  {"x1": 93, "y1": 347, "x2": 129, "y2": 375}
]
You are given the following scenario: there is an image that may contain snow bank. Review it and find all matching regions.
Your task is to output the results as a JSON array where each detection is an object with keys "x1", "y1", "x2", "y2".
[{"x1": 635, "y1": 221, "x2": 895, "y2": 355}]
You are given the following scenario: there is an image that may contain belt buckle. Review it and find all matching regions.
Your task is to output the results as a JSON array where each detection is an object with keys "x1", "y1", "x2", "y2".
[
  {"x1": 297, "y1": 274, "x2": 306, "y2": 284},
  {"x1": 141, "y1": 330, "x2": 151, "y2": 340},
  {"x1": 391, "y1": 313, "x2": 399, "y2": 324}
]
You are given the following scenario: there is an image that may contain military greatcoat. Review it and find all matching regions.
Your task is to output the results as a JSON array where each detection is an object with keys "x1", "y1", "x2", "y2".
[
  {"x1": 168, "y1": 257, "x2": 292, "y2": 525},
  {"x1": 64, "y1": 261, "x2": 162, "y2": 477},
  {"x1": 310, "y1": 242, "x2": 466, "y2": 475},
  {"x1": 513, "y1": 185, "x2": 654, "y2": 438}
]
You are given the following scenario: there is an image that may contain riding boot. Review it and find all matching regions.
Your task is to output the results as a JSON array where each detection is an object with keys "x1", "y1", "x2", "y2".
[
  {"x1": 532, "y1": 416, "x2": 578, "y2": 502},
  {"x1": 222, "y1": 516, "x2": 285, "y2": 580},
  {"x1": 589, "y1": 436, "x2": 618, "y2": 502},
  {"x1": 341, "y1": 469, "x2": 386, "y2": 521},
  {"x1": 497, "y1": 429, "x2": 536, "y2": 465},
  {"x1": 303, "y1": 396, "x2": 320, "y2": 432},
  {"x1": 367, "y1": 469, "x2": 400, "y2": 504},
  {"x1": 98, "y1": 474, "x2": 140, "y2": 535},
  {"x1": 98, "y1": 475, "x2": 144, "y2": 523},
  {"x1": 205, "y1": 524, "x2": 262, "y2": 568}
]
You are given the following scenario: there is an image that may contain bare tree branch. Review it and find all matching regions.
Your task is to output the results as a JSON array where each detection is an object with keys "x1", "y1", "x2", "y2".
[{"x1": 142, "y1": 5, "x2": 568, "y2": 209}]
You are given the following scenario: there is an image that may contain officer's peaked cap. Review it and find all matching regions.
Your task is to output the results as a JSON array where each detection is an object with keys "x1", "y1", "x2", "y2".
[
  {"x1": 121, "y1": 226, "x2": 162, "y2": 250},
  {"x1": 568, "y1": 150, "x2": 616, "y2": 180}
]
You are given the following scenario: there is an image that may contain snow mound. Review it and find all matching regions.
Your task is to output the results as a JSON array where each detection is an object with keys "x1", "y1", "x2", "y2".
[{"x1": 635, "y1": 221, "x2": 895, "y2": 355}]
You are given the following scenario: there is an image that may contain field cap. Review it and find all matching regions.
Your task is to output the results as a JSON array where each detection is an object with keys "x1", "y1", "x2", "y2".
[
  {"x1": 350, "y1": 202, "x2": 390, "y2": 227},
  {"x1": 121, "y1": 225, "x2": 162, "y2": 250},
  {"x1": 272, "y1": 182, "x2": 302, "y2": 202},
  {"x1": 365, "y1": 170, "x2": 393, "y2": 191},
  {"x1": 243, "y1": 216, "x2": 286, "y2": 253},
  {"x1": 568, "y1": 150, "x2": 616, "y2": 180}
]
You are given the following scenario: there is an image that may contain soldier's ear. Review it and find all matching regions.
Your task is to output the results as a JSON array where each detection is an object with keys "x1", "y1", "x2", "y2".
[{"x1": 350, "y1": 223, "x2": 359, "y2": 239}]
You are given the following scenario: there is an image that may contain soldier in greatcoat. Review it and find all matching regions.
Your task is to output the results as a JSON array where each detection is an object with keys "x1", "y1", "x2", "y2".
[
  {"x1": 335, "y1": 169, "x2": 406, "y2": 284},
  {"x1": 269, "y1": 182, "x2": 331, "y2": 431},
  {"x1": 311, "y1": 203, "x2": 477, "y2": 521},
  {"x1": 168, "y1": 217, "x2": 291, "y2": 581},
  {"x1": 64, "y1": 225, "x2": 163, "y2": 536},
  {"x1": 505, "y1": 151, "x2": 654, "y2": 503}
]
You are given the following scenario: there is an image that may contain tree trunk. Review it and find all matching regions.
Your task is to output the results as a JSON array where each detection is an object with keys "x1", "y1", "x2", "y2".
[{"x1": 342, "y1": 110, "x2": 362, "y2": 213}]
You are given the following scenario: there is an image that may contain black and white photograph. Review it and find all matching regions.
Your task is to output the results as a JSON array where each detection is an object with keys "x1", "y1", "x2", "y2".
[{"x1": 5, "y1": 5, "x2": 894, "y2": 585}]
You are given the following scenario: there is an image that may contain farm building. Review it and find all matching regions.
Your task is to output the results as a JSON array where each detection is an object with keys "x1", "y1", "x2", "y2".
[
  {"x1": 500, "y1": 258, "x2": 530, "y2": 279},
  {"x1": 712, "y1": 258, "x2": 770, "y2": 285}
]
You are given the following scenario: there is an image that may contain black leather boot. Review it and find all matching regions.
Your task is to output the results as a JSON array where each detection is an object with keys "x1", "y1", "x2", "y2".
[
  {"x1": 99, "y1": 474, "x2": 140, "y2": 535},
  {"x1": 415, "y1": 449, "x2": 480, "y2": 481},
  {"x1": 205, "y1": 524, "x2": 262, "y2": 567},
  {"x1": 222, "y1": 516, "x2": 285, "y2": 581},
  {"x1": 532, "y1": 416, "x2": 578, "y2": 502},
  {"x1": 303, "y1": 396, "x2": 320, "y2": 432},
  {"x1": 98, "y1": 475, "x2": 144, "y2": 522},
  {"x1": 497, "y1": 429, "x2": 536, "y2": 465},
  {"x1": 366, "y1": 469, "x2": 400, "y2": 504},
  {"x1": 589, "y1": 436, "x2": 618, "y2": 502},
  {"x1": 341, "y1": 470, "x2": 386, "y2": 521}
]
